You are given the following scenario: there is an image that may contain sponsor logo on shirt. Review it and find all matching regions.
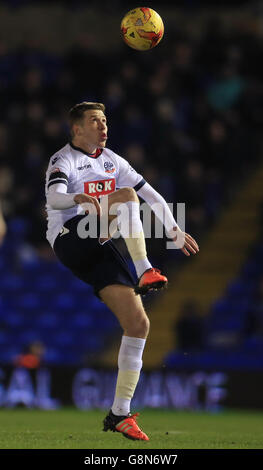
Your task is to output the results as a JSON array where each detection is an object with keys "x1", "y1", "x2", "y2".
[
  {"x1": 77, "y1": 163, "x2": 92, "y2": 170},
  {"x1": 84, "y1": 178, "x2": 116, "y2": 198},
  {"x1": 104, "y1": 161, "x2": 115, "y2": 173}
]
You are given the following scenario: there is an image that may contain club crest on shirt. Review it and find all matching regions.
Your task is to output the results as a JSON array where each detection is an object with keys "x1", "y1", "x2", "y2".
[{"x1": 104, "y1": 161, "x2": 116, "y2": 173}]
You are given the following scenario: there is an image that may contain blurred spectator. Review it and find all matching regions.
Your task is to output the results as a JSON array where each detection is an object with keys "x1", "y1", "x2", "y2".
[
  {"x1": 43, "y1": 116, "x2": 65, "y2": 154},
  {"x1": 0, "y1": 123, "x2": 9, "y2": 160},
  {"x1": 0, "y1": 166, "x2": 14, "y2": 217},
  {"x1": 14, "y1": 341, "x2": 45, "y2": 369},
  {"x1": 175, "y1": 300, "x2": 204, "y2": 351},
  {"x1": 0, "y1": 200, "x2": 7, "y2": 245},
  {"x1": 66, "y1": 33, "x2": 105, "y2": 98},
  {"x1": 207, "y1": 64, "x2": 246, "y2": 112},
  {"x1": 200, "y1": 119, "x2": 230, "y2": 175},
  {"x1": 123, "y1": 143, "x2": 146, "y2": 173},
  {"x1": 244, "y1": 276, "x2": 263, "y2": 338},
  {"x1": 27, "y1": 203, "x2": 54, "y2": 259},
  {"x1": 122, "y1": 104, "x2": 151, "y2": 147},
  {"x1": 180, "y1": 160, "x2": 205, "y2": 207},
  {"x1": 0, "y1": 165, "x2": 14, "y2": 197}
]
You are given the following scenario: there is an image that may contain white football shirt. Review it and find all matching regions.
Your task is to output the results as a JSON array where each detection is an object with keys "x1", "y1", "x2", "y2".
[{"x1": 45, "y1": 143, "x2": 146, "y2": 247}]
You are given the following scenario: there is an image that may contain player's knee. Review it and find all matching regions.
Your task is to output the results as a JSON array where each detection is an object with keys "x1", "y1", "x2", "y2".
[
  {"x1": 141, "y1": 315, "x2": 150, "y2": 337},
  {"x1": 119, "y1": 187, "x2": 138, "y2": 202},
  {"x1": 129, "y1": 313, "x2": 150, "y2": 338}
]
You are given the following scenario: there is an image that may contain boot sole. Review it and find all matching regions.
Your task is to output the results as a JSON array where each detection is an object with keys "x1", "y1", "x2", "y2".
[{"x1": 134, "y1": 280, "x2": 168, "y2": 295}]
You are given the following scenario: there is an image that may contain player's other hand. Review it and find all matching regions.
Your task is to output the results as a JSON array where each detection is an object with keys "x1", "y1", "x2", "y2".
[
  {"x1": 74, "y1": 193, "x2": 102, "y2": 217},
  {"x1": 170, "y1": 226, "x2": 199, "y2": 256}
]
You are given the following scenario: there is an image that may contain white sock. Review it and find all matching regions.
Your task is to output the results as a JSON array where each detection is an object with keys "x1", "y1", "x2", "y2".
[
  {"x1": 117, "y1": 201, "x2": 152, "y2": 278},
  {"x1": 112, "y1": 335, "x2": 146, "y2": 416},
  {"x1": 133, "y1": 259, "x2": 152, "y2": 278}
]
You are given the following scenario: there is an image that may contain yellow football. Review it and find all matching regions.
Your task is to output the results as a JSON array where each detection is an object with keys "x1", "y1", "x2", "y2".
[{"x1": 121, "y1": 7, "x2": 164, "y2": 51}]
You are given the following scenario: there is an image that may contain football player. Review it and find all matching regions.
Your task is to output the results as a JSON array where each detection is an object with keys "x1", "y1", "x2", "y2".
[{"x1": 45, "y1": 102, "x2": 199, "y2": 440}]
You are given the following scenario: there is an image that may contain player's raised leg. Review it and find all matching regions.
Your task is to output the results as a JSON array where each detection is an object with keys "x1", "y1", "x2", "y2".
[
  {"x1": 100, "y1": 187, "x2": 168, "y2": 294},
  {"x1": 100, "y1": 284, "x2": 150, "y2": 441}
]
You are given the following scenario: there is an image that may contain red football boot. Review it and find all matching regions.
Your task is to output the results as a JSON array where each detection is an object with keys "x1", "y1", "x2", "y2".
[
  {"x1": 103, "y1": 410, "x2": 149, "y2": 441},
  {"x1": 134, "y1": 268, "x2": 168, "y2": 295}
]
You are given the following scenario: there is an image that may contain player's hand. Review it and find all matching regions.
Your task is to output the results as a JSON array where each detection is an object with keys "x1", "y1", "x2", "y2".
[
  {"x1": 74, "y1": 193, "x2": 102, "y2": 217},
  {"x1": 171, "y1": 226, "x2": 199, "y2": 256}
]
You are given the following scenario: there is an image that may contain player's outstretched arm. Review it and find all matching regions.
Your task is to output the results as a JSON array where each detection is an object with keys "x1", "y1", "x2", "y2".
[{"x1": 136, "y1": 182, "x2": 199, "y2": 256}]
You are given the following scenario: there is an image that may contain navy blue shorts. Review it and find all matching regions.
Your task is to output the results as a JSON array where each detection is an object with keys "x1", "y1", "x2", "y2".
[{"x1": 53, "y1": 215, "x2": 136, "y2": 298}]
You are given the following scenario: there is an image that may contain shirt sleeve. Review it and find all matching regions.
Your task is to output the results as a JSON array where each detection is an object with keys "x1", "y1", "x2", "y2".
[
  {"x1": 46, "y1": 154, "x2": 77, "y2": 209},
  {"x1": 115, "y1": 155, "x2": 146, "y2": 191},
  {"x1": 137, "y1": 181, "x2": 179, "y2": 236},
  {"x1": 46, "y1": 183, "x2": 77, "y2": 209},
  {"x1": 46, "y1": 154, "x2": 71, "y2": 191}
]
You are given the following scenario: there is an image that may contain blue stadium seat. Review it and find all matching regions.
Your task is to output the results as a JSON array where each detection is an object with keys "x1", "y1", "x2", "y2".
[
  {"x1": 0, "y1": 346, "x2": 22, "y2": 364},
  {"x1": 16, "y1": 293, "x2": 42, "y2": 310},
  {"x1": 0, "y1": 274, "x2": 24, "y2": 292},
  {"x1": 18, "y1": 329, "x2": 43, "y2": 346},
  {"x1": 35, "y1": 312, "x2": 60, "y2": 329},
  {"x1": 56, "y1": 349, "x2": 80, "y2": 365},
  {"x1": 210, "y1": 298, "x2": 233, "y2": 317},
  {"x1": 0, "y1": 255, "x2": 7, "y2": 271},
  {"x1": 71, "y1": 311, "x2": 94, "y2": 329},
  {"x1": 44, "y1": 348, "x2": 64, "y2": 365},
  {"x1": 252, "y1": 244, "x2": 263, "y2": 260},
  {"x1": 226, "y1": 279, "x2": 255, "y2": 299},
  {"x1": 51, "y1": 330, "x2": 76, "y2": 348},
  {"x1": 0, "y1": 331, "x2": 8, "y2": 346},
  {"x1": 241, "y1": 260, "x2": 263, "y2": 279},
  {"x1": 8, "y1": 217, "x2": 29, "y2": 239},
  {"x1": 242, "y1": 336, "x2": 263, "y2": 353},
  {"x1": 69, "y1": 277, "x2": 92, "y2": 293},
  {"x1": 33, "y1": 274, "x2": 58, "y2": 292},
  {"x1": 1, "y1": 310, "x2": 24, "y2": 328},
  {"x1": 84, "y1": 335, "x2": 104, "y2": 351},
  {"x1": 211, "y1": 297, "x2": 250, "y2": 318},
  {"x1": 0, "y1": 339, "x2": 22, "y2": 364},
  {"x1": 51, "y1": 293, "x2": 76, "y2": 310}
]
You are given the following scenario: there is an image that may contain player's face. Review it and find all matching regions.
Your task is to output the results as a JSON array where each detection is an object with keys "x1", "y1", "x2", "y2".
[{"x1": 75, "y1": 110, "x2": 108, "y2": 151}]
